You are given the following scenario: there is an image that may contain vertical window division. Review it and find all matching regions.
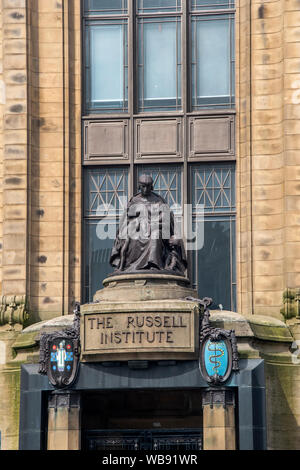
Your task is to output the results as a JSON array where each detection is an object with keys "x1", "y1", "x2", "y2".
[
  {"x1": 137, "y1": 9, "x2": 182, "y2": 112},
  {"x1": 84, "y1": 4, "x2": 128, "y2": 113},
  {"x1": 136, "y1": 165, "x2": 182, "y2": 209},
  {"x1": 190, "y1": 1, "x2": 235, "y2": 109},
  {"x1": 83, "y1": 167, "x2": 129, "y2": 302},
  {"x1": 191, "y1": 163, "x2": 236, "y2": 311}
]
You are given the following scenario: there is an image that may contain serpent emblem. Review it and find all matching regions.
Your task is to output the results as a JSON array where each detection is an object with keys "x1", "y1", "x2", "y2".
[{"x1": 207, "y1": 341, "x2": 225, "y2": 373}]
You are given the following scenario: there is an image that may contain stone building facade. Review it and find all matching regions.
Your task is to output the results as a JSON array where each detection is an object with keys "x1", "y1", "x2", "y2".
[{"x1": 0, "y1": 0, "x2": 300, "y2": 451}]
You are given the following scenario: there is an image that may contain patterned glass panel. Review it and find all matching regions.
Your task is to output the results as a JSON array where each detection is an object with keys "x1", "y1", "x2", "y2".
[
  {"x1": 84, "y1": 168, "x2": 129, "y2": 302},
  {"x1": 85, "y1": 167, "x2": 128, "y2": 217},
  {"x1": 191, "y1": 0, "x2": 235, "y2": 10},
  {"x1": 137, "y1": 165, "x2": 182, "y2": 209},
  {"x1": 191, "y1": 163, "x2": 235, "y2": 213},
  {"x1": 191, "y1": 163, "x2": 236, "y2": 311},
  {"x1": 84, "y1": 0, "x2": 128, "y2": 15}
]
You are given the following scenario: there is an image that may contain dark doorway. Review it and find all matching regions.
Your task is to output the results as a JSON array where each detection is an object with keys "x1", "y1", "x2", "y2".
[{"x1": 82, "y1": 389, "x2": 203, "y2": 451}]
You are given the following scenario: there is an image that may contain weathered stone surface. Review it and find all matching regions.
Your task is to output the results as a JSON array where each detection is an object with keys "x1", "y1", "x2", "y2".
[{"x1": 81, "y1": 299, "x2": 199, "y2": 362}]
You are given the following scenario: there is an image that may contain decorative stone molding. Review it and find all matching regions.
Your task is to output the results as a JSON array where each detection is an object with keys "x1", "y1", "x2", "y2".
[
  {"x1": 48, "y1": 391, "x2": 81, "y2": 411},
  {"x1": 0, "y1": 295, "x2": 28, "y2": 328},
  {"x1": 202, "y1": 388, "x2": 235, "y2": 409},
  {"x1": 281, "y1": 288, "x2": 300, "y2": 320}
]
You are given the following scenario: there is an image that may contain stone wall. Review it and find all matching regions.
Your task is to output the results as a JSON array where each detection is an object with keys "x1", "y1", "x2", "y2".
[
  {"x1": 238, "y1": 0, "x2": 300, "y2": 318},
  {"x1": 0, "y1": 0, "x2": 298, "y2": 323}
]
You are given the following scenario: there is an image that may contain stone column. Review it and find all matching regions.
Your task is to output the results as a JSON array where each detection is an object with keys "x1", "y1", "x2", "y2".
[
  {"x1": 47, "y1": 391, "x2": 81, "y2": 451},
  {"x1": 202, "y1": 388, "x2": 236, "y2": 450}
]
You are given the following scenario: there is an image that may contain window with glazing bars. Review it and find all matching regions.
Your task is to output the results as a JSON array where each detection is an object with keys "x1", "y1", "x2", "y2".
[
  {"x1": 190, "y1": 163, "x2": 236, "y2": 311},
  {"x1": 137, "y1": 0, "x2": 182, "y2": 112},
  {"x1": 83, "y1": 167, "x2": 129, "y2": 302},
  {"x1": 83, "y1": 0, "x2": 129, "y2": 113},
  {"x1": 83, "y1": 0, "x2": 235, "y2": 113},
  {"x1": 190, "y1": 0, "x2": 235, "y2": 109}
]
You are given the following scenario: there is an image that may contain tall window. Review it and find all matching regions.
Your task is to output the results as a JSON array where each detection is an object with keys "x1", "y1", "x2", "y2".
[
  {"x1": 82, "y1": 0, "x2": 236, "y2": 311},
  {"x1": 84, "y1": 0, "x2": 129, "y2": 112},
  {"x1": 190, "y1": 0, "x2": 235, "y2": 109},
  {"x1": 137, "y1": 1, "x2": 182, "y2": 111}
]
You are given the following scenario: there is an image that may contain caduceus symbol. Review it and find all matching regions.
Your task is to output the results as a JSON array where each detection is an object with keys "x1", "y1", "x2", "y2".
[{"x1": 208, "y1": 342, "x2": 225, "y2": 373}]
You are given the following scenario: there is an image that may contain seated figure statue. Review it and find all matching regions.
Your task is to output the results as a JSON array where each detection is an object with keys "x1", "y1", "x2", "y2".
[{"x1": 110, "y1": 174, "x2": 187, "y2": 276}]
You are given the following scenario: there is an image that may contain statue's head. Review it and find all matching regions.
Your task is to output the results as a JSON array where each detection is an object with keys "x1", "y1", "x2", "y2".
[{"x1": 138, "y1": 174, "x2": 154, "y2": 197}]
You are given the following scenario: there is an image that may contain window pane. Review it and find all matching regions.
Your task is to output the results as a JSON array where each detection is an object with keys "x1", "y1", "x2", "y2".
[
  {"x1": 138, "y1": 0, "x2": 181, "y2": 14},
  {"x1": 191, "y1": 163, "x2": 236, "y2": 311},
  {"x1": 192, "y1": 217, "x2": 235, "y2": 311},
  {"x1": 191, "y1": 164, "x2": 235, "y2": 213},
  {"x1": 85, "y1": 167, "x2": 128, "y2": 216},
  {"x1": 84, "y1": 0, "x2": 128, "y2": 15},
  {"x1": 137, "y1": 165, "x2": 182, "y2": 208},
  {"x1": 191, "y1": 15, "x2": 234, "y2": 109},
  {"x1": 84, "y1": 221, "x2": 116, "y2": 302},
  {"x1": 84, "y1": 167, "x2": 129, "y2": 303},
  {"x1": 85, "y1": 20, "x2": 128, "y2": 112},
  {"x1": 191, "y1": 0, "x2": 234, "y2": 10},
  {"x1": 138, "y1": 18, "x2": 181, "y2": 112}
]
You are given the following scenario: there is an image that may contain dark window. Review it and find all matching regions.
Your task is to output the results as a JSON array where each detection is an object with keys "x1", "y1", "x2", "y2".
[{"x1": 83, "y1": 167, "x2": 129, "y2": 302}]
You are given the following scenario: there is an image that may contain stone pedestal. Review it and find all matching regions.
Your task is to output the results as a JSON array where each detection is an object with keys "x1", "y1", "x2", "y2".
[
  {"x1": 47, "y1": 392, "x2": 81, "y2": 451},
  {"x1": 81, "y1": 273, "x2": 200, "y2": 362},
  {"x1": 202, "y1": 388, "x2": 236, "y2": 450},
  {"x1": 94, "y1": 273, "x2": 197, "y2": 303}
]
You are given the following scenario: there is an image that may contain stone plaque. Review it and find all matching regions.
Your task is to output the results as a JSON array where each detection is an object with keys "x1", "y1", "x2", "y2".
[
  {"x1": 81, "y1": 301, "x2": 199, "y2": 361},
  {"x1": 135, "y1": 118, "x2": 183, "y2": 161},
  {"x1": 189, "y1": 116, "x2": 235, "y2": 159},
  {"x1": 84, "y1": 120, "x2": 129, "y2": 162}
]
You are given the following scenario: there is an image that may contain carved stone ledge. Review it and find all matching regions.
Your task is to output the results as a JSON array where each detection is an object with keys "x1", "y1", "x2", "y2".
[
  {"x1": 202, "y1": 388, "x2": 235, "y2": 409},
  {"x1": 48, "y1": 391, "x2": 81, "y2": 411},
  {"x1": 281, "y1": 288, "x2": 300, "y2": 320},
  {"x1": 0, "y1": 295, "x2": 29, "y2": 329}
]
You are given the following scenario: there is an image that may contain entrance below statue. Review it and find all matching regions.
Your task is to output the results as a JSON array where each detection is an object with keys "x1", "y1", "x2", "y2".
[{"x1": 81, "y1": 389, "x2": 203, "y2": 451}]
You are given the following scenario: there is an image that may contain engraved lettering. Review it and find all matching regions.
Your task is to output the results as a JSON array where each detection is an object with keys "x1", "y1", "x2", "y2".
[
  {"x1": 114, "y1": 332, "x2": 122, "y2": 344},
  {"x1": 127, "y1": 317, "x2": 135, "y2": 328},
  {"x1": 136, "y1": 316, "x2": 144, "y2": 328},
  {"x1": 166, "y1": 331, "x2": 174, "y2": 343},
  {"x1": 145, "y1": 316, "x2": 154, "y2": 327},
  {"x1": 146, "y1": 332, "x2": 156, "y2": 343}
]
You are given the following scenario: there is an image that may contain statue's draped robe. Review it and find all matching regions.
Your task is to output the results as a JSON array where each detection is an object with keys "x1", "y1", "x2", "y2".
[{"x1": 110, "y1": 192, "x2": 186, "y2": 274}]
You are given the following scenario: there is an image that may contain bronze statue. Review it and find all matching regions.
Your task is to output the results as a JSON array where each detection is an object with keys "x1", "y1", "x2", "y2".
[{"x1": 110, "y1": 174, "x2": 187, "y2": 276}]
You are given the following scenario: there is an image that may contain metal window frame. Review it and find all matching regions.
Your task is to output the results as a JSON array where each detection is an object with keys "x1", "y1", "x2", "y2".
[
  {"x1": 190, "y1": 12, "x2": 235, "y2": 111},
  {"x1": 81, "y1": 0, "x2": 237, "y2": 306},
  {"x1": 189, "y1": 162, "x2": 236, "y2": 311},
  {"x1": 136, "y1": 13, "x2": 183, "y2": 113},
  {"x1": 83, "y1": 0, "x2": 128, "y2": 17},
  {"x1": 83, "y1": 17, "x2": 128, "y2": 115}
]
